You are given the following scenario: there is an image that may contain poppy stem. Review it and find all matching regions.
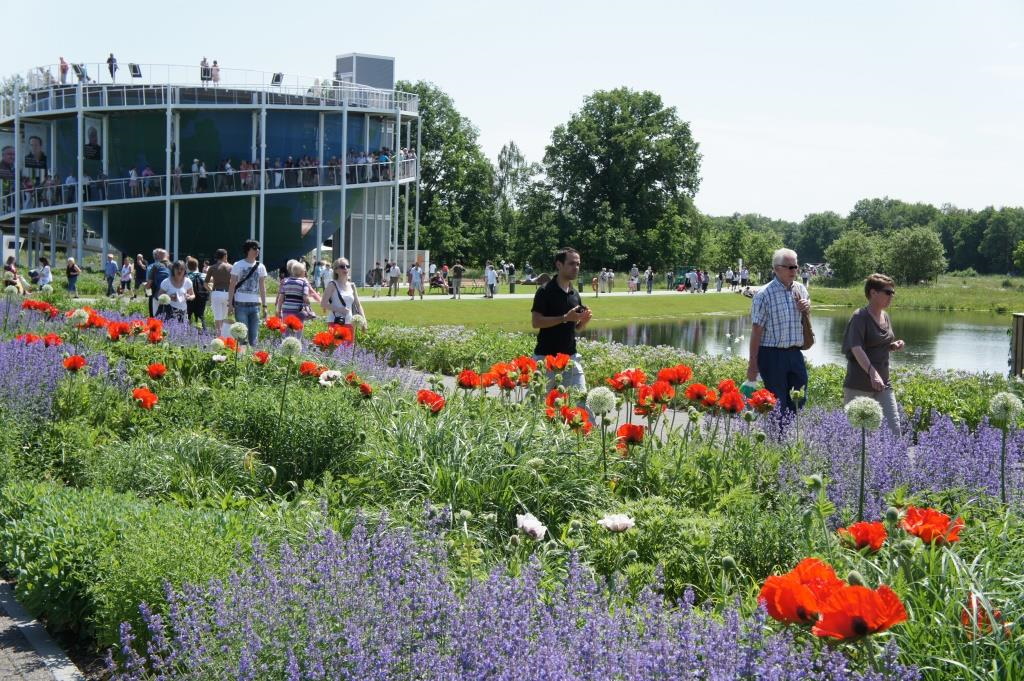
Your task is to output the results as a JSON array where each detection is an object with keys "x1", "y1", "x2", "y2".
[
  {"x1": 858, "y1": 426, "x2": 867, "y2": 521},
  {"x1": 600, "y1": 418, "x2": 608, "y2": 482}
]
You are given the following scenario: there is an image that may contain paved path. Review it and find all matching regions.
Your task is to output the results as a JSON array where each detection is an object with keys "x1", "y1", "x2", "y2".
[
  {"x1": 362, "y1": 288, "x2": 738, "y2": 303},
  {"x1": 0, "y1": 584, "x2": 85, "y2": 681}
]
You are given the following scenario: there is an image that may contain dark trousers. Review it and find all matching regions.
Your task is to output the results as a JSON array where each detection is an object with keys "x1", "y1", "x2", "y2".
[
  {"x1": 757, "y1": 346, "x2": 808, "y2": 413},
  {"x1": 106, "y1": 276, "x2": 115, "y2": 296}
]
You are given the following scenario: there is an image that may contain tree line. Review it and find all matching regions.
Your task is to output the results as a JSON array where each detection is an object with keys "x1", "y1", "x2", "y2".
[{"x1": 400, "y1": 79, "x2": 1024, "y2": 285}]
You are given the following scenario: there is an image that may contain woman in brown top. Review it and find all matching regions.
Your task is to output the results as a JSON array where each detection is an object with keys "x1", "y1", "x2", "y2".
[{"x1": 842, "y1": 273, "x2": 906, "y2": 435}]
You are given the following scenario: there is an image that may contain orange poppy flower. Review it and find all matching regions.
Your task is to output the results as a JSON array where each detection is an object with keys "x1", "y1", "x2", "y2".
[
  {"x1": 748, "y1": 388, "x2": 778, "y2": 414},
  {"x1": 545, "y1": 389, "x2": 570, "y2": 410},
  {"x1": 253, "y1": 351, "x2": 270, "y2": 365},
  {"x1": 147, "y1": 362, "x2": 167, "y2": 379},
  {"x1": 717, "y1": 378, "x2": 738, "y2": 394},
  {"x1": 651, "y1": 380, "x2": 675, "y2": 404},
  {"x1": 758, "y1": 558, "x2": 845, "y2": 625},
  {"x1": 283, "y1": 315, "x2": 304, "y2": 332},
  {"x1": 684, "y1": 382, "x2": 708, "y2": 403},
  {"x1": 545, "y1": 353, "x2": 570, "y2": 372},
  {"x1": 616, "y1": 423, "x2": 645, "y2": 451},
  {"x1": 902, "y1": 506, "x2": 964, "y2": 545},
  {"x1": 702, "y1": 388, "x2": 719, "y2": 409},
  {"x1": 560, "y1": 406, "x2": 593, "y2": 435},
  {"x1": 838, "y1": 521, "x2": 887, "y2": 552},
  {"x1": 265, "y1": 316, "x2": 286, "y2": 333},
  {"x1": 961, "y1": 592, "x2": 1009, "y2": 638},
  {"x1": 717, "y1": 389, "x2": 746, "y2": 414},
  {"x1": 132, "y1": 386, "x2": 159, "y2": 410},
  {"x1": 63, "y1": 354, "x2": 87, "y2": 372},
  {"x1": 358, "y1": 382, "x2": 373, "y2": 398},
  {"x1": 812, "y1": 584, "x2": 907, "y2": 640},
  {"x1": 416, "y1": 389, "x2": 446, "y2": 413}
]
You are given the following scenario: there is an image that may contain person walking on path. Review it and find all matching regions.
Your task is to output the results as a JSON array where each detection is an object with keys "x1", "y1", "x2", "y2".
[
  {"x1": 387, "y1": 261, "x2": 401, "y2": 297},
  {"x1": 450, "y1": 260, "x2": 465, "y2": 299},
  {"x1": 145, "y1": 249, "x2": 171, "y2": 316},
  {"x1": 206, "y1": 249, "x2": 232, "y2": 337},
  {"x1": 226, "y1": 239, "x2": 268, "y2": 346},
  {"x1": 409, "y1": 262, "x2": 424, "y2": 300},
  {"x1": 484, "y1": 262, "x2": 498, "y2": 298},
  {"x1": 104, "y1": 253, "x2": 118, "y2": 297},
  {"x1": 321, "y1": 257, "x2": 366, "y2": 328},
  {"x1": 841, "y1": 273, "x2": 905, "y2": 435},
  {"x1": 744, "y1": 248, "x2": 811, "y2": 415},
  {"x1": 531, "y1": 247, "x2": 593, "y2": 392},
  {"x1": 645, "y1": 267, "x2": 654, "y2": 294},
  {"x1": 119, "y1": 256, "x2": 133, "y2": 294}
]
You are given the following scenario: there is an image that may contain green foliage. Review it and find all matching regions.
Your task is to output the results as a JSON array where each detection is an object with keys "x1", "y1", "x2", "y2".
[
  {"x1": 825, "y1": 230, "x2": 881, "y2": 284},
  {"x1": 883, "y1": 226, "x2": 947, "y2": 284}
]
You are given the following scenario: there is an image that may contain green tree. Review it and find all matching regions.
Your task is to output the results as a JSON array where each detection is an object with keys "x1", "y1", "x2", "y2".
[
  {"x1": 395, "y1": 80, "x2": 496, "y2": 264},
  {"x1": 742, "y1": 229, "x2": 784, "y2": 280},
  {"x1": 544, "y1": 87, "x2": 702, "y2": 266},
  {"x1": 848, "y1": 197, "x2": 939, "y2": 234},
  {"x1": 979, "y1": 207, "x2": 1024, "y2": 275},
  {"x1": 514, "y1": 180, "x2": 563, "y2": 270},
  {"x1": 825, "y1": 231, "x2": 881, "y2": 284},
  {"x1": 796, "y1": 211, "x2": 845, "y2": 263},
  {"x1": 883, "y1": 226, "x2": 947, "y2": 284},
  {"x1": 1012, "y1": 240, "x2": 1024, "y2": 274}
]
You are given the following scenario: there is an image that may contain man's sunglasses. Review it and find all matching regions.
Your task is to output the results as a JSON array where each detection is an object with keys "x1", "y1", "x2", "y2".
[{"x1": 776, "y1": 265, "x2": 799, "y2": 271}]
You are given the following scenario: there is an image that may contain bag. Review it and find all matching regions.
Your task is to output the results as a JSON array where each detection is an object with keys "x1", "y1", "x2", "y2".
[
  {"x1": 231, "y1": 261, "x2": 261, "y2": 305},
  {"x1": 328, "y1": 280, "x2": 348, "y2": 324},
  {"x1": 189, "y1": 272, "x2": 208, "y2": 301},
  {"x1": 801, "y1": 311, "x2": 815, "y2": 350}
]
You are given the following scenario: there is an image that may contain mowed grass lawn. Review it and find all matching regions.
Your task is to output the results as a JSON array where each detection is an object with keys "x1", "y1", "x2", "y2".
[
  {"x1": 361, "y1": 292, "x2": 751, "y2": 333},
  {"x1": 811, "y1": 274, "x2": 1024, "y2": 313}
]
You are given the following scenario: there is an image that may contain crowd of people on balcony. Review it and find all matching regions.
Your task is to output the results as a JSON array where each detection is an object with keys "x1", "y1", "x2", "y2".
[{"x1": 1, "y1": 147, "x2": 417, "y2": 213}]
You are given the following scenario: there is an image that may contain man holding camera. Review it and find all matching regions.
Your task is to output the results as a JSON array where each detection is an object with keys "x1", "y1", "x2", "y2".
[{"x1": 531, "y1": 247, "x2": 593, "y2": 391}]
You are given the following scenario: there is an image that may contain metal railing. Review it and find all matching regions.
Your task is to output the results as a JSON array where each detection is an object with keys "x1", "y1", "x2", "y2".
[
  {"x1": 0, "y1": 158, "x2": 418, "y2": 216},
  {"x1": 3, "y1": 62, "x2": 419, "y2": 119}
]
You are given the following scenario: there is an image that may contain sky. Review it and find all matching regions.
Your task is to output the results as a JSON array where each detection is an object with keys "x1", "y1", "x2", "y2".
[{"x1": 4, "y1": 0, "x2": 1022, "y2": 222}]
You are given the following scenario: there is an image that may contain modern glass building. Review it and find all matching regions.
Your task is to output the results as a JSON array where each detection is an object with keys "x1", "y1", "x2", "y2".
[{"x1": 0, "y1": 54, "x2": 420, "y2": 279}]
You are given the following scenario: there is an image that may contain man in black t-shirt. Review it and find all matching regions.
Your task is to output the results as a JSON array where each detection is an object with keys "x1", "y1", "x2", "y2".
[{"x1": 531, "y1": 247, "x2": 593, "y2": 391}]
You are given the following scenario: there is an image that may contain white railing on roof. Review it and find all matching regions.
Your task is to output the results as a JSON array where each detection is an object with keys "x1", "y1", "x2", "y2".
[{"x1": 2, "y1": 62, "x2": 418, "y2": 118}]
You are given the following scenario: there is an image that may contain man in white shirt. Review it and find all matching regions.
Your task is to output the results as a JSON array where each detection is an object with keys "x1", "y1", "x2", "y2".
[
  {"x1": 484, "y1": 262, "x2": 498, "y2": 298},
  {"x1": 226, "y1": 239, "x2": 268, "y2": 346},
  {"x1": 387, "y1": 262, "x2": 401, "y2": 296}
]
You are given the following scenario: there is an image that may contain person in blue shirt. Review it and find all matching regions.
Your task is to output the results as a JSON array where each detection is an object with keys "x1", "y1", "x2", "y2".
[{"x1": 104, "y1": 253, "x2": 118, "y2": 297}]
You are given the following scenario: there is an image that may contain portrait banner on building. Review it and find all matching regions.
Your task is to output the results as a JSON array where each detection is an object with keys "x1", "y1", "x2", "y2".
[
  {"x1": 21, "y1": 123, "x2": 49, "y2": 170},
  {"x1": 84, "y1": 118, "x2": 103, "y2": 161},
  {"x1": 0, "y1": 131, "x2": 14, "y2": 180}
]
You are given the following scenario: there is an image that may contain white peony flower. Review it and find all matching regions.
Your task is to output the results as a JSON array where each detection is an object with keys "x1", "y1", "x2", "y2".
[
  {"x1": 41, "y1": 284, "x2": 54, "y2": 294},
  {"x1": 350, "y1": 313, "x2": 367, "y2": 330},
  {"x1": 280, "y1": 336, "x2": 302, "y2": 358},
  {"x1": 229, "y1": 322, "x2": 249, "y2": 340},
  {"x1": 69, "y1": 308, "x2": 89, "y2": 325},
  {"x1": 597, "y1": 513, "x2": 635, "y2": 533},
  {"x1": 586, "y1": 386, "x2": 616, "y2": 416},
  {"x1": 158, "y1": 293, "x2": 171, "y2": 305},
  {"x1": 516, "y1": 512, "x2": 547, "y2": 541},
  {"x1": 845, "y1": 396, "x2": 883, "y2": 431},
  {"x1": 211, "y1": 354, "x2": 228, "y2": 363},
  {"x1": 989, "y1": 392, "x2": 1023, "y2": 428},
  {"x1": 210, "y1": 338, "x2": 226, "y2": 352},
  {"x1": 318, "y1": 370, "x2": 342, "y2": 387}
]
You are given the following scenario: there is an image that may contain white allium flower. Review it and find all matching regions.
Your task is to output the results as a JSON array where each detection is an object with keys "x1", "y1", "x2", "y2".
[
  {"x1": 516, "y1": 512, "x2": 547, "y2": 541},
  {"x1": 586, "y1": 386, "x2": 616, "y2": 416},
  {"x1": 525, "y1": 457, "x2": 545, "y2": 469},
  {"x1": 280, "y1": 336, "x2": 302, "y2": 358},
  {"x1": 229, "y1": 322, "x2": 249, "y2": 340},
  {"x1": 4, "y1": 285, "x2": 18, "y2": 295},
  {"x1": 69, "y1": 308, "x2": 89, "y2": 325},
  {"x1": 210, "y1": 338, "x2": 226, "y2": 352},
  {"x1": 211, "y1": 354, "x2": 228, "y2": 363},
  {"x1": 158, "y1": 293, "x2": 171, "y2": 305},
  {"x1": 989, "y1": 392, "x2": 1023, "y2": 427},
  {"x1": 41, "y1": 284, "x2": 54, "y2": 294},
  {"x1": 350, "y1": 313, "x2": 367, "y2": 330},
  {"x1": 845, "y1": 396, "x2": 883, "y2": 431},
  {"x1": 597, "y1": 513, "x2": 635, "y2": 533}
]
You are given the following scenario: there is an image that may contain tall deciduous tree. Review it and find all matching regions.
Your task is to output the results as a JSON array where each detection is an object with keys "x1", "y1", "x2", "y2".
[
  {"x1": 396, "y1": 80, "x2": 496, "y2": 264},
  {"x1": 544, "y1": 88, "x2": 702, "y2": 266},
  {"x1": 883, "y1": 226, "x2": 947, "y2": 283},
  {"x1": 797, "y1": 211, "x2": 845, "y2": 263},
  {"x1": 825, "y1": 231, "x2": 881, "y2": 284}
]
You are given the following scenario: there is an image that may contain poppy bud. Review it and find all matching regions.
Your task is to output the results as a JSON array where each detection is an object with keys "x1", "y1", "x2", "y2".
[
  {"x1": 480, "y1": 513, "x2": 497, "y2": 523},
  {"x1": 569, "y1": 519, "x2": 583, "y2": 531},
  {"x1": 885, "y1": 506, "x2": 900, "y2": 524},
  {"x1": 688, "y1": 407, "x2": 700, "y2": 421},
  {"x1": 755, "y1": 431, "x2": 766, "y2": 443},
  {"x1": 806, "y1": 474, "x2": 823, "y2": 492},
  {"x1": 721, "y1": 555, "x2": 737, "y2": 572},
  {"x1": 802, "y1": 508, "x2": 814, "y2": 531},
  {"x1": 847, "y1": 570, "x2": 866, "y2": 587},
  {"x1": 897, "y1": 538, "x2": 917, "y2": 554},
  {"x1": 742, "y1": 411, "x2": 756, "y2": 423},
  {"x1": 624, "y1": 550, "x2": 638, "y2": 562},
  {"x1": 509, "y1": 535, "x2": 521, "y2": 547}
]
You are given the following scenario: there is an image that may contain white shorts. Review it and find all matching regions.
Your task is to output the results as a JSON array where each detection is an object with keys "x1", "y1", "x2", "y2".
[{"x1": 210, "y1": 290, "x2": 229, "y2": 320}]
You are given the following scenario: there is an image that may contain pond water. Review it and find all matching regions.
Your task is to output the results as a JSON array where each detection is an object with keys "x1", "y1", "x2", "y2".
[{"x1": 584, "y1": 308, "x2": 1012, "y2": 374}]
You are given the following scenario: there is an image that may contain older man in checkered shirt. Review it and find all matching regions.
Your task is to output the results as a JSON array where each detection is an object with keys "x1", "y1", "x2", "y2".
[{"x1": 745, "y1": 248, "x2": 811, "y2": 413}]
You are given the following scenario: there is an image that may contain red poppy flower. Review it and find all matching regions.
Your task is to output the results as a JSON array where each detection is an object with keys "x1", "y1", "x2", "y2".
[
  {"x1": 43, "y1": 333, "x2": 63, "y2": 347},
  {"x1": 545, "y1": 353, "x2": 571, "y2": 372},
  {"x1": 656, "y1": 366, "x2": 680, "y2": 384},
  {"x1": 253, "y1": 351, "x2": 270, "y2": 365},
  {"x1": 545, "y1": 388, "x2": 570, "y2": 410},
  {"x1": 748, "y1": 388, "x2": 778, "y2": 414},
  {"x1": 838, "y1": 521, "x2": 887, "y2": 553},
  {"x1": 480, "y1": 371, "x2": 498, "y2": 387},
  {"x1": 607, "y1": 368, "x2": 647, "y2": 392},
  {"x1": 107, "y1": 326, "x2": 124, "y2": 342},
  {"x1": 812, "y1": 584, "x2": 907, "y2": 640},
  {"x1": 144, "y1": 318, "x2": 163, "y2": 335},
  {"x1": 22, "y1": 299, "x2": 60, "y2": 318},
  {"x1": 702, "y1": 388, "x2": 719, "y2": 409},
  {"x1": 299, "y1": 361, "x2": 325, "y2": 377},
  {"x1": 901, "y1": 506, "x2": 964, "y2": 545},
  {"x1": 673, "y1": 364, "x2": 693, "y2": 384},
  {"x1": 283, "y1": 315, "x2": 304, "y2": 332},
  {"x1": 457, "y1": 369, "x2": 482, "y2": 389},
  {"x1": 63, "y1": 354, "x2": 87, "y2": 372},
  {"x1": 132, "y1": 386, "x2": 159, "y2": 410},
  {"x1": 961, "y1": 593, "x2": 1009, "y2": 638},
  {"x1": 651, "y1": 380, "x2": 675, "y2": 404},
  {"x1": 417, "y1": 389, "x2": 446, "y2": 413},
  {"x1": 358, "y1": 382, "x2": 373, "y2": 398},
  {"x1": 717, "y1": 389, "x2": 746, "y2": 415},
  {"x1": 265, "y1": 316, "x2": 286, "y2": 333},
  {"x1": 634, "y1": 385, "x2": 666, "y2": 417},
  {"x1": 758, "y1": 558, "x2": 845, "y2": 625},
  {"x1": 345, "y1": 371, "x2": 360, "y2": 386},
  {"x1": 718, "y1": 378, "x2": 738, "y2": 394},
  {"x1": 685, "y1": 382, "x2": 708, "y2": 403},
  {"x1": 146, "y1": 330, "x2": 163, "y2": 344},
  {"x1": 616, "y1": 423, "x2": 645, "y2": 451},
  {"x1": 514, "y1": 355, "x2": 538, "y2": 378},
  {"x1": 147, "y1": 363, "x2": 167, "y2": 379},
  {"x1": 312, "y1": 331, "x2": 337, "y2": 350},
  {"x1": 330, "y1": 324, "x2": 354, "y2": 344},
  {"x1": 560, "y1": 406, "x2": 593, "y2": 435},
  {"x1": 15, "y1": 333, "x2": 41, "y2": 344}
]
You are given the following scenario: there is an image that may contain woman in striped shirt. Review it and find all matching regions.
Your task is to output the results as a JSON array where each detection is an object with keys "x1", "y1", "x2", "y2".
[{"x1": 275, "y1": 261, "x2": 321, "y2": 324}]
